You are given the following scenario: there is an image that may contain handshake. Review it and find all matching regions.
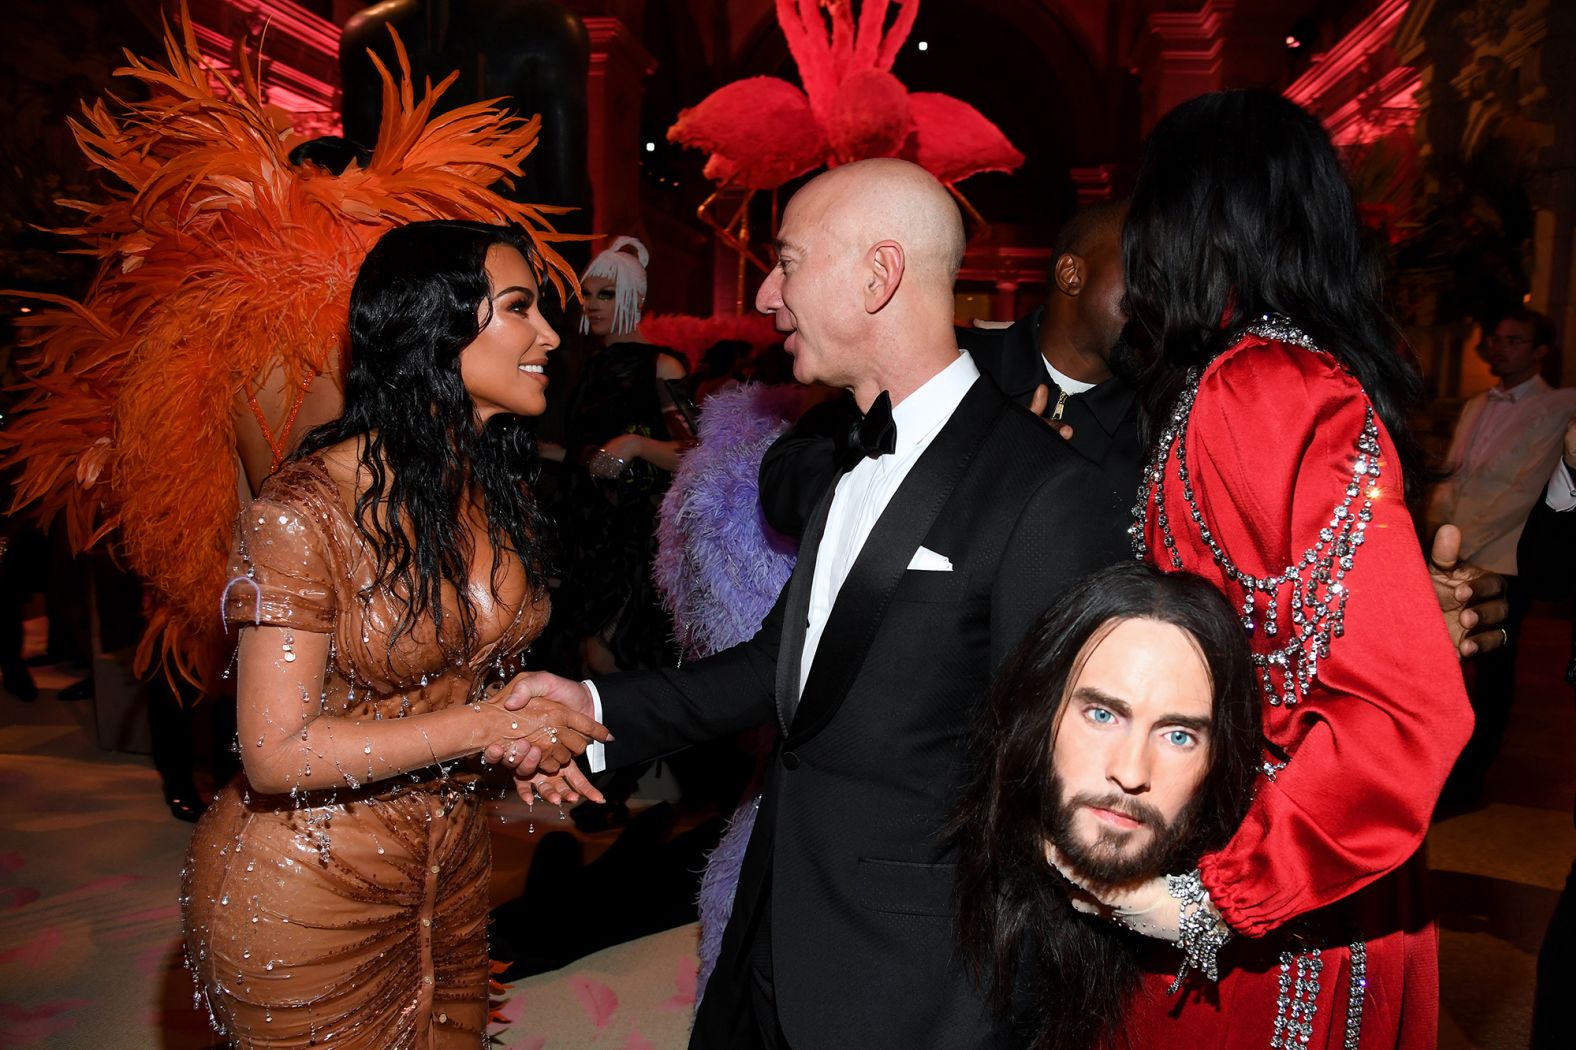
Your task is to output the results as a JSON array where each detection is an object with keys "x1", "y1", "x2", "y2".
[{"x1": 479, "y1": 671, "x2": 608, "y2": 807}]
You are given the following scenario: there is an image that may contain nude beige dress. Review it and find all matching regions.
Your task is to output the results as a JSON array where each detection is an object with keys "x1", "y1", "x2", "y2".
[{"x1": 182, "y1": 455, "x2": 549, "y2": 1048}]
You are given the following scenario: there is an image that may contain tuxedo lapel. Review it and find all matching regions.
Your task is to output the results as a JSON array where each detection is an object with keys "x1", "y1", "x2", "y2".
[
  {"x1": 774, "y1": 478, "x2": 838, "y2": 733},
  {"x1": 787, "y1": 378, "x2": 1002, "y2": 744}
]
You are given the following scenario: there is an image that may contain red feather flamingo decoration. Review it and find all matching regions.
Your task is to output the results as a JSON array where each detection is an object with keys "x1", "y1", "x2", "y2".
[{"x1": 669, "y1": 0, "x2": 1023, "y2": 307}]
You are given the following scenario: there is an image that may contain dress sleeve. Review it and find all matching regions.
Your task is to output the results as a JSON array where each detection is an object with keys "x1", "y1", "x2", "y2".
[
  {"x1": 1187, "y1": 342, "x2": 1474, "y2": 937},
  {"x1": 224, "y1": 492, "x2": 338, "y2": 634}
]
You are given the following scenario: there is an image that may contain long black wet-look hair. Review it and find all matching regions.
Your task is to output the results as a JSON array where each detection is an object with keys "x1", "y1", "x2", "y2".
[
  {"x1": 1117, "y1": 89, "x2": 1427, "y2": 494},
  {"x1": 296, "y1": 219, "x2": 554, "y2": 649},
  {"x1": 952, "y1": 562, "x2": 1264, "y2": 1050}
]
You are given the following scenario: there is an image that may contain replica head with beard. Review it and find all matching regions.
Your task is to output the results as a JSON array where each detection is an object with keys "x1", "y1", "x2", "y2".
[{"x1": 952, "y1": 562, "x2": 1263, "y2": 1050}]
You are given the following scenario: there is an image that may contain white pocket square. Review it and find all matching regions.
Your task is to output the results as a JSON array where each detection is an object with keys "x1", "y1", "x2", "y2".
[{"x1": 907, "y1": 546, "x2": 953, "y2": 572}]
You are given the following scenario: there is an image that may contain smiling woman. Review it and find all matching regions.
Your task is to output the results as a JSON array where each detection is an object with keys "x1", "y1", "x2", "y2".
[
  {"x1": 181, "y1": 220, "x2": 609, "y2": 1049},
  {"x1": 459, "y1": 243, "x2": 562, "y2": 422}
]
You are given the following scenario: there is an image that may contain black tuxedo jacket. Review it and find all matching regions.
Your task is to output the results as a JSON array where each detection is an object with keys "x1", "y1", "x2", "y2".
[
  {"x1": 758, "y1": 309, "x2": 1142, "y2": 542},
  {"x1": 596, "y1": 377, "x2": 1130, "y2": 1048}
]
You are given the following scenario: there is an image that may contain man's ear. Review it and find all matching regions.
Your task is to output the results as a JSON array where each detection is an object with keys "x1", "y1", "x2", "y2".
[
  {"x1": 1054, "y1": 252, "x2": 1085, "y2": 297},
  {"x1": 864, "y1": 241, "x2": 905, "y2": 314}
]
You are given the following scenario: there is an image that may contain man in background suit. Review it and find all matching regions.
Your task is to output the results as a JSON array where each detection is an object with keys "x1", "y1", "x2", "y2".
[{"x1": 496, "y1": 158, "x2": 1129, "y2": 1048}]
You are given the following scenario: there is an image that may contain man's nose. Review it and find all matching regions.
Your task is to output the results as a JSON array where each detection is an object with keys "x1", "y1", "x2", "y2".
[
  {"x1": 755, "y1": 268, "x2": 783, "y2": 314},
  {"x1": 1105, "y1": 733, "x2": 1151, "y2": 794}
]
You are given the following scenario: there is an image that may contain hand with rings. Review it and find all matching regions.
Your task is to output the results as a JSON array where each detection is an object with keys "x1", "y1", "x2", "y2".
[{"x1": 480, "y1": 682, "x2": 609, "y2": 778}]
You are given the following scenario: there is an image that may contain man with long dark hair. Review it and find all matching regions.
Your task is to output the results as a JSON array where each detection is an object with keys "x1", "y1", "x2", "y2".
[
  {"x1": 954, "y1": 562, "x2": 1263, "y2": 1050},
  {"x1": 1055, "y1": 89, "x2": 1474, "y2": 1050}
]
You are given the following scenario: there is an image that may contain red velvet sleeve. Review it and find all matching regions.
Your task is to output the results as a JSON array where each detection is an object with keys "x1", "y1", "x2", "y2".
[{"x1": 1177, "y1": 339, "x2": 1473, "y2": 937}]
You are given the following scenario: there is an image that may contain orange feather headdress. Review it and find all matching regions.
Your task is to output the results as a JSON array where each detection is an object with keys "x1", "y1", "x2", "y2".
[{"x1": 2, "y1": 8, "x2": 575, "y2": 687}]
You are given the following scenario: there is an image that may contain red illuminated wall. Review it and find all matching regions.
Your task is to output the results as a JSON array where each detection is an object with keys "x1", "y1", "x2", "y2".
[{"x1": 190, "y1": 0, "x2": 342, "y2": 135}]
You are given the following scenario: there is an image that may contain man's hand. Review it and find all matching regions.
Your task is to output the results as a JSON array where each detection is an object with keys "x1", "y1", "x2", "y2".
[
  {"x1": 481, "y1": 672, "x2": 607, "y2": 766},
  {"x1": 500, "y1": 671, "x2": 596, "y2": 717},
  {"x1": 1429, "y1": 524, "x2": 1509, "y2": 657},
  {"x1": 1027, "y1": 383, "x2": 1075, "y2": 441}
]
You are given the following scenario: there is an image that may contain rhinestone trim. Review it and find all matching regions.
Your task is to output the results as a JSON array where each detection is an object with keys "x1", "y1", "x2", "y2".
[
  {"x1": 1165, "y1": 869, "x2": 1232, "y2": 991},
  {"x1": 1344, "y1": 940, "x2": 1367, "y2": 1049},
  {"x1": 1271, "y1": 947, "x2": 1323, "y2": 1049},
  {"x1": 1130, "y1": 315, "x2": 1381, "y2": 707}
]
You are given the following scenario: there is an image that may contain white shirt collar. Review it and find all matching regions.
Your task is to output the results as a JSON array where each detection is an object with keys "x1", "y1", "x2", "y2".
[
  {"x1": 1042, "y1": 355, "x2": 1097, "y2": 395},
  {"x1": 1494, "y1": 374, "x2": 1549, "y2": 402},
  {"x1": 887, "y1": 351, "x2": 980, "y2": 458}
]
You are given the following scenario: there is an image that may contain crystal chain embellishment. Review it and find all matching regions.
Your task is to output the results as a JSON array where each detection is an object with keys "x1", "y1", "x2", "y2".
[
  {"x1": 1130, "y1": 316, "x2": 1381, "y2": 706},
  {"x1": 1344, "y1": 941, "x2": 1367, "y2": 1049},
  {"x1": 1271, "y1": 947, "x2": 1323, "y2": 1049},
  {"x1": 1165, "y1": 869, "x2": 1232, "y2": 992}
]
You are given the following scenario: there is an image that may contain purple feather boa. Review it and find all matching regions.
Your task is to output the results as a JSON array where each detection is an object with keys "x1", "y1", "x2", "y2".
[
  {"x1": 651, "y1": 382, "x2": 807, "y2": 1003},
  {"x1": 654, "y1": 382, "x2": 804, "y2": 659}
]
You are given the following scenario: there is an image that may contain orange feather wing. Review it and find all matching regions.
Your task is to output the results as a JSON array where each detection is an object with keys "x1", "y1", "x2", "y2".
[{"x1": 3, "y1": 9, "x2": 574, "y2": 686}]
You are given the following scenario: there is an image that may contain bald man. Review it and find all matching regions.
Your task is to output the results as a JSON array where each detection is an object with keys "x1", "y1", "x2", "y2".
[
  {"x1": 758, "y1": 199, "x2": 1138, "y2": 543},
  {"x1": 502, "y1": 159, "x2": 1128, "y2": 1048}
]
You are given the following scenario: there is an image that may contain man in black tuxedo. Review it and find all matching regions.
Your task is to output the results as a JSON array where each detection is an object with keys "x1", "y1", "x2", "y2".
[
  {"x1": 757, "y1": 200, "x2": 1139, "y2": 542},
  {"x1": 497, "y1": 159, "x2": 1129, "y2": 1048}
]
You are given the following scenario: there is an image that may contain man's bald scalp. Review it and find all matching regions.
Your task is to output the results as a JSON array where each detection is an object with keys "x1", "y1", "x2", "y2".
[{"x1": 811, "y1": 159, "x2": 966, "y2": 290}]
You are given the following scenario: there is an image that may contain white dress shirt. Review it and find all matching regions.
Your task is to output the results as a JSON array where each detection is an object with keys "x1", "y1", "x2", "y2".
[
  {"x1": 1427, "y1": 374, "x2": 1576, "y2": 573},
  {"x1": 584, "y1": 351, "x2": 981, "y2": 772},
  {"x1": 797, "y1": 351, "x2": 980, "y2": 694},
  {"x1": 1547, "y1": 458, "x2": 1575, "y2": 513}
]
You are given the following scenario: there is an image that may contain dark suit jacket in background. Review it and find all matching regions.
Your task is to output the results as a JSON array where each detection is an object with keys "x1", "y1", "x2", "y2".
[
  {"x1": 595, "y1": 377, "x2": 1130, "y2": 1048},
  {"x1": 757, "y1": 308, "x2": 1143, "y2": 542},
  {"x1": 1516, "y1": 470, "x2": 1576, "y2": 683}
]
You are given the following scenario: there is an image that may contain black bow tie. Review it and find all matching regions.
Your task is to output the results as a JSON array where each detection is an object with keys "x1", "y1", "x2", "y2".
[{"x1": 850, "y1": 391, "x2": 897, "y2": 462}]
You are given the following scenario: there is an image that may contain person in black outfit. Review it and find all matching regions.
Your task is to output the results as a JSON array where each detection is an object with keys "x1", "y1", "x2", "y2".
[
  {"x1": 1521, "y1": 418, "x2": 1576, "y2": 1050},
  {"x1": 556, "y1": 236, "x2": 693, "y2": 677}
]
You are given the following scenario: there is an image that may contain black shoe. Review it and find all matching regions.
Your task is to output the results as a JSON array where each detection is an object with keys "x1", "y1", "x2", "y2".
[
  {"x1": 57, "y1": 678, "x2": 93, "y2": 702},
  {"x1": 2, "y1": 662, "x2": 38, "y2": 701}
]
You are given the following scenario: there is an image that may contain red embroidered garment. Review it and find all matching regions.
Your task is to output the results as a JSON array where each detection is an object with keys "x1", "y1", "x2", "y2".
[{"x1": 1130, "y1": 329, "x2": 1473, "y2": 1048}]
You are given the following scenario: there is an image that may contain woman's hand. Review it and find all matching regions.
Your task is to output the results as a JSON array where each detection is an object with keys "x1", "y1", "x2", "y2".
[
  {"x1": 1046, "y1": 843, "x2": 1233, "y2": 987},
  {"x1": 601, "y1": 432, "x2": 647, "y2": 463},
  {"x1": 512, "y1": 765, "x2": 606, "y2": 806},
  {"x1": 1044, "y1": 842, "x2": 1183, "y2": 941}
]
